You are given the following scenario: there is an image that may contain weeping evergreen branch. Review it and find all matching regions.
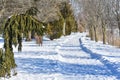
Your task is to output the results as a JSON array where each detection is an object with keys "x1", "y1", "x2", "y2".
[{"x1": 0, "y1": 10, "x2": 44, "y2": 77}]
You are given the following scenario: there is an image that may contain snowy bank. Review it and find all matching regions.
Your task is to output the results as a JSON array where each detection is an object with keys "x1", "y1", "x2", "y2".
[{"x1": 80, "y1": 36, "x2": 120, "y2": 79}]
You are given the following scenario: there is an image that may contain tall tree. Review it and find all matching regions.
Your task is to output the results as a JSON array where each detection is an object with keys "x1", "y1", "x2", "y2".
[
  {"x1": 59, "y1": 1, "x2": 77, "y2": 35},
  {"x1": 112, "y1": 0, "x2": 120, "y2": 36}
]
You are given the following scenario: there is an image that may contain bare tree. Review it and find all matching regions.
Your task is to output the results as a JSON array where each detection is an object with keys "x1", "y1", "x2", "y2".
[{"x1": 113, "y1": 0, "x2": 120, "y2": 36}]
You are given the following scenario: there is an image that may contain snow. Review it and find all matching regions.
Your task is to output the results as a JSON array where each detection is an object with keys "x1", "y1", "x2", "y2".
[
  {"x1": 0, "y1": 37, "x2": 4, "y2": 48},
  {"x1": 0, "y1": 32, "x2": 120, "y2": 80}
]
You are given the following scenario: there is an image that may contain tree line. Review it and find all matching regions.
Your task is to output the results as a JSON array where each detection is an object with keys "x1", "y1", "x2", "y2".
[{"x1": 71, "y1": 0, "x2": 120, "y2": 47}]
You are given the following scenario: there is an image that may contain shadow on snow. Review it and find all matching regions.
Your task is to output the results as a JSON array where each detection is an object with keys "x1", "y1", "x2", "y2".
[
  {"x1": 79, "y1": 38, "x2": 120, "y2": 79},
  {"x1": 15, "y1": 58, "x2": 112, "y2": 76}
]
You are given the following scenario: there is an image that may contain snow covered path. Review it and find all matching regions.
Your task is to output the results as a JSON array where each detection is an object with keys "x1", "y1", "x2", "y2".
[{"x1": 0, "y1": 33, "x2": 120, "y2": 80}]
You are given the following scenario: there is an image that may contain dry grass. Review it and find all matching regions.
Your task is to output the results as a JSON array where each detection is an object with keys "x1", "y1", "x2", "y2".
[
  {"x1": 106, "y1": 31, "x2": 120, "y2": 48},
  {"x1": 111, "y1": 38, "x2": 120, "y2": 48},
  {"x1": 97, "y1": 33, "x2": 103, "y2": 41},
  {"x1": 87, "y1": 30, "x2": 120, "y2": 48}
]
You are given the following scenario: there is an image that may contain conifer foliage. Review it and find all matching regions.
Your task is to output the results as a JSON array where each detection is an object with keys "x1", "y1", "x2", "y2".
[
  {"x1": 0, "y1": 8, "x2": 44, "y2": 78},
  {"x1": 46, "y1": 1, "x2": 77, "y2": 40},
  {"x1": 46, "y1": 16, "x2": 64, "y2": 40},
  {"x1": 59, "y1": 1, "x2": 77, "y2": 35}
]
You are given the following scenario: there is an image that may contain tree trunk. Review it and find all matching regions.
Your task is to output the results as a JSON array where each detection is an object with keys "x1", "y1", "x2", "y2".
[
  {"x1": 26, "y1": 31, "x2": 31, "y2": 41},
  {"x1": 63, "y1": 21, "x2": 66, "y2": 36},
  {"x1": 102, "y1": 24, "x2": 106, "y2": 44},
  {"x1": 89, "y1": 26, "x2": 94, "y2": 40},
  {"x1": 94, "y1": 26, "x2": 98, "y2": 42},
  {"x1": 35, "y1": 33, "x2": 43, "y2": 46},
  {"x1": 28, "y1": 31, "x2": 31, "y2": 41},
  {"x1": 118, "y1": 21, "x2": 120, "y2": 36}
]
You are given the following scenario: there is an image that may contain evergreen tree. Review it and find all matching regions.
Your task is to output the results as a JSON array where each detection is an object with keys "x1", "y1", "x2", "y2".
[
  {"x1": 0, "y1": 9, "x2": 44, "y2": 78},
  {"x1": 46, "y1": 16, "x2": 64, "y2": 40},
  {"x1": 59, "y1": 1, "x2": 77, "y2": 35},
  {"x1": 45, "y1": 1, "x2": 77, "y2": 40}
]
